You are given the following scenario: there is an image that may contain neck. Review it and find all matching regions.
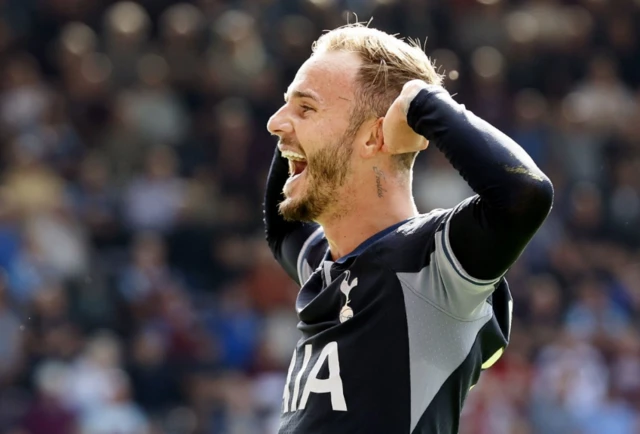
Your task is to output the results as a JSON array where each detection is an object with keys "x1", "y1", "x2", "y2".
[{"x1": 318, "y1": 172, "x2": 418, "y2": 261}]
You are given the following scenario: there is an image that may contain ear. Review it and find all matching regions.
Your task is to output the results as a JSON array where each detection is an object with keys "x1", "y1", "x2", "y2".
[{"x1": 360, "y1": 117, "x2": 384, "y2": 159}]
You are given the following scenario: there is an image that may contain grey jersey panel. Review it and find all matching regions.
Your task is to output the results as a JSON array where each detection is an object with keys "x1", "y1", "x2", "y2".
[
  {"x1": 398, "y1": 210, "x2": 500, "y2": 319},
  {"x1": 396, "y1": 210, "x2": 505, "y2": 432},
  {"x1": 397, "y1": 273, "x2": 493, "y2": 432}
]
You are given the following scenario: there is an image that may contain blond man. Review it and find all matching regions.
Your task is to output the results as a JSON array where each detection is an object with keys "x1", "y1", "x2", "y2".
[{"x1": 264, "y1": 24, "x2": 553, "y2": 434}]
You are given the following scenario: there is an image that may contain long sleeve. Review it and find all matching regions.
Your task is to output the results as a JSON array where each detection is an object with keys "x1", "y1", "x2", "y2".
[
  {"x1": 264, "y1": 148, "x2": 322, "y2": 285},
  {"x1": 407, "y1": 86, "x2": 554, "y2": 280}
]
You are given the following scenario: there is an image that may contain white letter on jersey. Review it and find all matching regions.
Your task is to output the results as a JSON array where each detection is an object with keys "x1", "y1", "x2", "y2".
[
  {"x1": 298, "y1": 341, "x2": 347, "y2": 411},
  {"x1": 283, "y1": 348, "x2": 297, "y2": 413},
  {"x1": 290, "y1": 344, "x2": 312, "y2": 411}
]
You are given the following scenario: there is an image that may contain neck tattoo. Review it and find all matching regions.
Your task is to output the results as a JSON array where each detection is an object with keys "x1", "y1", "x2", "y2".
[{"x1": 373, "y1": 166, "x2": 387, "y2": 198}]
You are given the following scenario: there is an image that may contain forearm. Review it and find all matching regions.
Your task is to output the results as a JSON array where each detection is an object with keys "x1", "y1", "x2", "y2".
[
  {"x1": 264, "y1": 148, "x2": 319, "y2": 283},
  {"x1": 407, "y1": 86, "x2": 554, "y2": 279}
]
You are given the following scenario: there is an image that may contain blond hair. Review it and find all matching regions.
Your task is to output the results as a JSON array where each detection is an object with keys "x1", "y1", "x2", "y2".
[{"x1": 312, "y1": 23, "x2": 443, "y2": 170}]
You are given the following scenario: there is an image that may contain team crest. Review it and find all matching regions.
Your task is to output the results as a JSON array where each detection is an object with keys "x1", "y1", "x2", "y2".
[{"x1": 339, "y1": 271, "x2": 358, "y2": 323}]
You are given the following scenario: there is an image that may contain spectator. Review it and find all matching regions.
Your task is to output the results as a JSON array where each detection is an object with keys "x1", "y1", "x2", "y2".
[
  {"x1": 0, "y1": 275, "x2": 23, "y2": 383},
  {"x1": 123, "y1": 146, "x2": 186, "y2": 233},
  {"x1": 22, "y1": 362, "x2": 77, "y2": 434},
  {"x1": 127, "y1": 329, "x2": 181, "y2": 416},
  {"x1": 80, "y1": 370, "x2": 149, "y2": 434},
  {"x1": 64, "y1": 332, "x2": 123, "y2": 415},
  {"x1": 119, "y1": 231, "x2": 184, "y2": 307}
]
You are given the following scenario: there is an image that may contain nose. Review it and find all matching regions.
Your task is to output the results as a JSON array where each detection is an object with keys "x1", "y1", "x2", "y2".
[{"x1": 267, "y1": 105, "x2": 293, "y2": 136}]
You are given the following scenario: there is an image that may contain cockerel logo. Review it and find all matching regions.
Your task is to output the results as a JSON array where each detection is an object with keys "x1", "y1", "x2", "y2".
[{"x1": 339, "y1": 271, "x2": 358, "y2": 323}]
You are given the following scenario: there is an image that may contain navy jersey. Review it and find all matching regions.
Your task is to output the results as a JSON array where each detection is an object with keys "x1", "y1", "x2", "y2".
[{"x1": 278, "y1": 204, "x2": 511, "y2": 434}]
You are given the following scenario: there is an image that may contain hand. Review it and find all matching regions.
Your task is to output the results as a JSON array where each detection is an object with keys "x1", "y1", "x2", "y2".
[{"x1": 381, "y1": 80, "x2": 431, "y2": 155}]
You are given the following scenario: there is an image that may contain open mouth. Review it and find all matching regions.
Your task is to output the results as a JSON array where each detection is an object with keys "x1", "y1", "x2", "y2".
[{"x1": 282, "y1": 150, "x2": 308, "y2": 179}]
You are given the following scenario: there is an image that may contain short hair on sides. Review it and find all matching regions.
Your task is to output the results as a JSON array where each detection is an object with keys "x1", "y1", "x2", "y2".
[{"x1": 312, "y1": 23, "x2": 444, "y2": 171}]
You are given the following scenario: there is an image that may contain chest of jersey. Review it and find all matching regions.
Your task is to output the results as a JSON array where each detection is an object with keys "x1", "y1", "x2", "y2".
[
  {"x1": 277, "y1": 213, "x2": 511, "y2": 433},
  {"x1": 281, "y1": 258, "x2": 413, "y2": 433}
]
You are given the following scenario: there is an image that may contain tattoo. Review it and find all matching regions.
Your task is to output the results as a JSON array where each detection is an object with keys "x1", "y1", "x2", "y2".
[{"x1": 373, "y1": 166, "x2": 387, "y2": 198}]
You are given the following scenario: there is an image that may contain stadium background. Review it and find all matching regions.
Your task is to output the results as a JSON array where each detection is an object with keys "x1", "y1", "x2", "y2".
[{"x1": 0, "y1": 0, "x2": 639, "y2": 433}]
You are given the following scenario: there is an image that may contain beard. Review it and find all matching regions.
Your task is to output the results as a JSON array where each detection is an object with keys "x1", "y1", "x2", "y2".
[{"x1": 279, "y1": 133, "x2": 355, "y2": 223}]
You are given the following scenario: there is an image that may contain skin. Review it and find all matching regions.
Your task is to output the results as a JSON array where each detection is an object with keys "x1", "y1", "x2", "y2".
[{"x1": 267, "y1": 51, "x2": 430, "y2": 260}]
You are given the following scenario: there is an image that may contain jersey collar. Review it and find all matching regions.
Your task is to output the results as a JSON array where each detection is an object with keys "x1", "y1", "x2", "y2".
[{"x1": 325, "y1": 218, "x2": 411, "y2": 265}]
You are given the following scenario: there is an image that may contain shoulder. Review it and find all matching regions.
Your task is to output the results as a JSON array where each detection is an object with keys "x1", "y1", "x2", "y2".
[
  {"x1": 391, "y1": 208, "x2": 452, "y2": 246},
  {"x1": 396, "y1": 208, "x2": 451, "y2": 237},
  {"x1": 370, "y1": 208, "x2": 453, "y2": 271}
]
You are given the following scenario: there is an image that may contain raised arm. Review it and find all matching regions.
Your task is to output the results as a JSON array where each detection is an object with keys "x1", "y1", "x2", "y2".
[
  {"x1": 264, "y1": 147, "x2": 323, "y2": 285},
  {"x1": 406, "y1": 83, "x2": 554, "y2": 280}
]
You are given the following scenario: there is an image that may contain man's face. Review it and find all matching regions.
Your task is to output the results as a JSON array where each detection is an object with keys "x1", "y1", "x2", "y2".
[{"x1": 267, "y1": 51, "x2": 363, "y2": 222}]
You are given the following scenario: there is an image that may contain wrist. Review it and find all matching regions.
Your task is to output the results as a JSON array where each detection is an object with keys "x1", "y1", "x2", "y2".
[
  {"x1": 400, "y1": 80, "x2": 445, "y2": 116},
  {"x1": 406, "y1": 84, "x2": 453, "y2": 134}
]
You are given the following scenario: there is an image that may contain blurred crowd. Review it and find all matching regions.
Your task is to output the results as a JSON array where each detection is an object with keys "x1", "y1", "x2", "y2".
[{"x1": 0, "y1": 0, "x2": 639, "y2": 433}]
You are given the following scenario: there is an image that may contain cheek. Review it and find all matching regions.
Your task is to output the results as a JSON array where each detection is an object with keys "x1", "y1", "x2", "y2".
[
  {"x1": 300, "y1": 116, "x2": 344, "y2": 143},
  {"x1": 299, "y1": 117, "x2": 352, "y2": 164}
]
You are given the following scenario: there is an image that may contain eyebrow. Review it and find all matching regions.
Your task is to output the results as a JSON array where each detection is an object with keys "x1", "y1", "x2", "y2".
[{"x1": 284, "y1": 89, "x2": 322, "y2": 104}]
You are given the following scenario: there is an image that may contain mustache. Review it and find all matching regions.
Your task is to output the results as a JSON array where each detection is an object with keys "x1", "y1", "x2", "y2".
[{"x1": 278, "y1": 137, "x2": 300, "y2": 147}]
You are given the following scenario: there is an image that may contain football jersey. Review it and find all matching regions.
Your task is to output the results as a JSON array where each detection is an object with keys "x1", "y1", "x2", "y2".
[{"x1": 278, "y1": 204, "x2": 512, "y2": 434}]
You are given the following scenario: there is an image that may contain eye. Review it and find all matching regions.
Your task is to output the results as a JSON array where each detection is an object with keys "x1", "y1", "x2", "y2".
[{"x1": 300, "y1": 104, "x2": 314, "y2": 113}]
